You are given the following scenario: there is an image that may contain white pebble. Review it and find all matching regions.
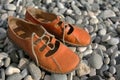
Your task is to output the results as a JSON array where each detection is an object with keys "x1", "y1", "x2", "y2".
[
  {"x1": 4, "y1": 4, "x2": 16, "y2": 11},
  {"x1": 24, "y1": 75, "x2": 33, "y2": 80},
  {"x1": 77, "y1": 47, "x2": 87, "y2": 52},
  {"x1": 102, "y1": 34, "x2": 111, "y2": 42},
  {"x1": 90, "y1": 17, "x2": 99, "y2": 24},
  {"x1": 5, "y1": 66, "x2": 20, "y2": 75},
  {"x1": 109, "y1": 66, "x2": 116, "y2": 74},
  {"x1": 83, "y1": 49, "x2": 93, "y2": 56},
  {"x1": 98, "y1": 28, "x2": 107, "y2": 36},
  {"x1": 107, "y1": 37, "x2": 119, "y2": 45}
]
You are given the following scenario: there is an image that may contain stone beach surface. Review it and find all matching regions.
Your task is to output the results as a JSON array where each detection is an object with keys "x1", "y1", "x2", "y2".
[{"x1": 0, "y1": 0, "x2": 120, "y2": 80}]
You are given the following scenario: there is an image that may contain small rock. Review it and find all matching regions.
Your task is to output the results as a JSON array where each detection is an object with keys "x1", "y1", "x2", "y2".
[
  {"x1": 107, "y1": 37, "x2": 119, "y2": 45},
  {"x1": 77, "y1": 62, "x2": 90, "y2": 76},
  {"x1": 102, "y1": 34, "x2": 111, "y2": 42},
  {"x1": 18, "y1": 58, "x2": 29, "y2": 69},
  {"x1": 85, "y1": 26, "x2": 94, "y2": 33},
  {"x1": 111, "y1": 51, "x2": 119, "y2": 59},
  {"x1": 44, "y1": 75, "x2": 50, "y2": 80},
  {"x1": 4, "y1": 57, "x2": 11, "y2": 67},
  {"x1": 88, "y1": 53, "x2": 103, "y2": 69},
  {"x1": 6, "y1": 73, "x2": 23, "y2": 80},
  {"x1": 5, "y1": 66, "x2": 20, "y2": 75},
  {"x1": 1, "y1": 13, "x2": 8, "y2": 20},
  {"x1": 108, "y1": 77, "x2": 116, "y2": 80},
  {"x1": 89, "y1": 68, "x2": 96, "y2": 76},
  {"x1": 4, "y1": 4, "x2": 16, "y2": 11},
  {"x1": 0, "y1": 52, "x2": 8, "y2": 60},
  {"x1": 66, "y1": 9, "x2": 73, "y2": 15},
  {"x1": 0, "y1": 69, "x2": 5, "y2": 80},
  {"x1": 91, "y1": 43, "x2": 98, "y2": 49},
  {"x1": 104, "y1": 71, "x2": 113, "y2": 78},
  {"x1": 104, "y1": 57, "x2": 110, "y2": 64},
  {"x1": 73, "y1": 76, "x2": 80, "y2": 80},
  {"x1": 98, "y1": 28, "x2": 107, "y2": 36},
  {"x1": 83, "y1": 49, "x2": 93, "y2": 56},
  {"x1": 45, "y1": 0, "x2": 52, "y2": 4},
  {"x1": 65, "y1": 16, "x2": 75, "y2": 24},
  {"x1": 24, "y1": 75, "x2": 33, "y2": 80},
  {"x1": 109, "y1": 66, "x2": 116, "y2": 74},
  {"x1": 110, "y1": 59, "x2": 116, "y2": 66},
  {"x1": 21, "y1": 68, "x2": 28, "y2": 78},
  {"x1": 0, "y1": 28, "x2": 6, "y2": 40},
  {"x1": 90, "y1": 17, "x2": 99, "y2": 24},
  {"x1": 71, "y1": 3, "x2": 81, "y2": 15},
  {"x1": 8, "y1": 11, "x2": 16, "y2": 16},
  {"x1": 101, "y1": 9, "x2": 116, "y2": 19},
  {"x1": 50, "y1": 74, "x2": 67, "y2": 80},
  {"x1": 87, "y1": 75, "x2": 103, "y2": 80},
  {"x1": 77, "y1": 46, "x2": 87, "y2": 52},
  {"x1": 28, "y1": 62, "x2": 41, "y2": 80},
  {"x1": 57, "y1": 2, "x2": 64, "y2": 9},
  {"x1": 101, "y1": 64, "x2": 109, "y2": 71}
]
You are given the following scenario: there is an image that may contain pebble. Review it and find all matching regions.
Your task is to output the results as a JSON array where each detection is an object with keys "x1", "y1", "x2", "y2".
[
  {"x1": 67, "y1": 72, "x2": 74, "y2": 80},
  {"x1": 0, "y1": 69, "x2": 5, "y2": 80},
  {"x1": 18, "y1": 58, "x2": 29, "y2": 69},
  {"x1": 90, "y1": 17, "x2": 99, "y2": 24},
  {"x1": 6, "y1": 73, "x2": 23, "y2": 80},
  {"x1": 57, "y1": 2, "x2": 65, "y2": 9},
  {"x1": 5, "y1": 66, "x2": 20, "y2": 75},
  {"x1": 101, "y1": 64, "x2": 109, "y2": 71},
  {"x1": 65, "y1": 16, "x2": 75, "y2": 24},
  {"x1": 0, "y1": 28, "x2": 6, "y2": 40},
  {"x1": 24, "y1": 75, "x2": 33, "y2": 80},
  {"x1": 109, "y1": 66, "x2": 116, "y2": 74},
  {"x1": 77, "y1": 62, "x2": 90, "y2": 76},
  {"x1": 4, "y1": 57, "x2": 11, "y2": 67},
  {"x1": 21, "y1": 68, "x2": 28, "y2": 78},
  {"x1": 66, "y1": 9, "x2": 73, "y2": 15},
  {"x1": 87, "y1": 75, "x2": 103, "y2": 80},
  {"x1": 104, "y1": 57, "x2": 110, "y2": 64},
  {"x1": 73, "y1": 76, "x2": 80, "y2": 80},
  {"x1": 104, "y1": 71, "x2": 113, "y2": 78},
  {"x1": 85, "y1": 26, "x2": 94, "y2": 33},
  {"x1": 91, "y1": 43, "x2": 98, "y2": 49},
  {"x1": 108, "y1": 77, "x2": 116, "y2": 80},
  {"x1": 28, "y1": 62, "x2": 41, "y2": 80},
  {"x1": 45, "y1": 0, "x2": 52, "y2": 4},
  {"x1": 88, "y1": 53, "x2": 103, "y2": 69},
  {"x1": 4, "y1": 4, "x2": 16, "y2": 11},
  {"x1": 102, "y1": 34, "x2": 111, "y2": 42},
  {"x1": 77, "y1": 47, "x2": 87, "y2": 52},
  {"x1": 44, "y1": 75, "x2": 50, "y2": 80},
  {"x1": 71, "y1": 2, "x2": 81, "y2": 15},
  {"x1": 98, "y1": 28, "x2": 107, "y2": 36},
  {"x1": 89, "y1": 68, "x2": 96, "y2": 76},
  {"x1": 50, "y1": 74, "x2": 67, "y2": 80},
  {"x1": 111, "y1": 51, "x2": 119, "y2": 59},
  {"x1": 83, "y1": 49, "x2": 93, "y2": 56},
  {"x1": 101, "y1": 9, "x2": 116, "y2": 19},
  {"x1": 0, "y1": 52, "x2": 8, "y2": 60},
  {"x1": 110, "y1": 59, "x2": 116, "y2": 66},
  {"x1": 1, "y1": 13, "x2": 8, "y2": 20},
  {"x1": 107, "y1": 37, "x2": 119, "y2": 45}
]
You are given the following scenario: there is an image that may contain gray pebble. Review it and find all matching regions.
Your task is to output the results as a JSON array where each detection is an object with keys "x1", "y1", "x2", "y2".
[
  {"x1": 101, "y1": 9, "x2": 116, "y2": 19},
  {"x1": 73, "y1": 76, "x2": 80, "y2": 80},
  {"x1": 57, "y1": 2, "x2": 64, "y2": 9},
  {"x1": 98, "y1": 28, "x2": 107, "y2": 36},
  {"x1": 104, "y1": 71, "x2": 113, "y2": 78},
  {"x1": 24, "y1": 75, "x2": 33, "y2": 80},
  {"x1": 8, "y1": 11, "x2": 16, "y2": 16},
  {"x1": 28, "y1": 62, "x2": 41, "y2": 80},
  {"x1": 94, "y1": 36, "x2": 101, "y2": 43},
  {"x1": 45, "y1": 0, "x2": 52, "y2": 4},
  {"x1": 44, "y1": 75, "x2": 50, "y2": 80},
  {"x1": 102, "y1": 34, "x2": 111, "y2": 42},
  {"x1": 71, "y1": 2, "x2": 81, "y2": 15},
  {"x1": 4, "y1": 57, "x2": 11, "y2": 67},
  {"x1": 1, "y1": 13, "x2": 8, "y2": 20},
  {"x1": 50, "y1": 74, "x2": 67, "y2": 80},
  {"x1": 91, "y1": 43, "x2": 98, "y2": 49},
  {"x1": 110, "y1": 59, "x2": 116, "y2": 66},
  {"x1": 21, "y1": 68, "x2": 28, "y2": 78},
  {"x1": 65, "y1": 16, "x2": 75, "y2": 24},
  {"x1": 107, "y1": 37, "x2": 119, "y2": 45},
  {"x1": 83, "y1": 49, "x2": 93, "y2": 56},
  {"x1": 85, "y1": 26, "x2": 94, "y2": 33},
  {"x1": 4, "y1": 4, "x2": 16, "y2": 11},
  {"x1": 4, "y1": 0, "x2": 14, "y2": 4},
  {"x1": 101, "y1": 64, "x2": 109, "y2": 71},
  {"x1": 18, "y1": 58, "x2": 29, "y2": 69},
  {"x1": 109, "y1": 66, "x2": 116, "y2": 74},
  {"x1": 108, "y1": 77, "x2": 116, "y2": 80},
  {"x1": 87, "y1": 75, "x2": 103, "y2": 80},
  {"x1": 66, "y1": 9, "x2": 73, "y2": 15},
  {"x1": 0, "y1": 52, "x2": 8, "y2": 60},
  {"x1": 89, "y1": 68, "x2": 96, "y2": 76},
  {"x1": 88, "y1": 53, "x2": 103, "y2": 69},
  {"x1": 90, "y1": 17, "x2": 99, "y2": 24},
  {"x1": 104, "y1": 57, "x2": 110, "y2": 64},
  {"x1": 6, "y1": 73, "x2": 23, "y2": 80},
  {"x1": 91, "y1": 3, "x2": 100, "y2": 12},
  {"x1": 0, "y1": 69, "x2": 5, "y2": 80},
  {"x1": 77, "y1": 46, "x2": 87, "y2": 52},
  {"x1": 91, "y1": 33, "x2": 97, "y2": 41},
  {"x1": 111, "y1": 51, "x2": 119, "y2": 59}
]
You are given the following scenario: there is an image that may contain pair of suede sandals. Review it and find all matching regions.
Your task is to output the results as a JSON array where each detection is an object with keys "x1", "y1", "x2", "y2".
[{"x1": 7, "y1": 7, "x2": 91, "y2": 74}]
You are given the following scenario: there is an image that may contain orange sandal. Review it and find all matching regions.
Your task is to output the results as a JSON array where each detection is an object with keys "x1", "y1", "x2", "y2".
[
  {"x1": 7, "y1": 16, "x2": 80, "y2": 74},
  {"x1": 25, "y1": 7, "x2": 91, "y2": 46}
]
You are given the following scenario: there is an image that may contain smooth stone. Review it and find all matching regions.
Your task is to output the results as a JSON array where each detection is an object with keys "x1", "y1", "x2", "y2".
[
  {"x1": 104, "y1": 57, "x2": 110, "y2": 64},
  {"x1": 87, "y1": 75, "x2": 103, "y2": 80},
  {"x1": 1, "y1": 13, "x2": 8, "y2": 20},
  {"x1": 6, "y1": 73, "x2": 23, "y2": 80},
  {"x1": 85, "y1": 26, "x2": 94, "y2": 33},
  {"x1": 109, "y1": 66, "x2": 116, "y2": 74},
  {"x1": 40, "y1": 71, "x2": 46, "y2": 80},
  {"x1": 68, "y1": 47, "x2": 76, "y2": 52},
  {"x1": 24, "y1": 75, "x2": 33, "y2": 80},
  {"x1": 107, "y1": 37, "x2": 119, "y2": 45},
  {"x1": 107, "y1": 45, "x2": 118, "y2": 55},
  {"x1": 4, "y1": 0, "x2": 14, "y2": 4},
  {"x1": 104, "y1": 71, "x2": 113, "y2": 78},
  {"x1": 76, "y1": 19, "x2": 83, "y2": 25},
  {"x1": 83, "y1": 49, "x2": 93, "y2": 56},
  {"x1": 28, "y1": 62, "x2": 41, "y2": 80},
  {"x1": 116, "y1": 24, "x2": 120, "y2": 34},
  {"x1": 21, "y1": 68, "x2": 28, "y2": 78},
  {"x1": 77, "y1": 46, "x2": 87, "y2": 52},
  {"x1": 108, "y1": 77, "x2": 116, "y2": 80},
  {"x1": 111, "y1": 51, "x2": 119, "y2": 59},
  {"x1": 5, "y1": 66, "x2": 20, "y2": 75},
  {"x1": 66, "y1": 9, "x2": 73, "y2": 15},
  {"x1": 8, "y1": 11, "x2": 16, "y2": 16},
  {"x1": 65, "y1": 16, "x2": 75, "y2": 24},
  {"x1": 98, "y1": 28, "x2": 107, "y2": 36},
  {"x1": 71, "y1": 3, "x2": 81, "y2": 15},
  {"x1": 9, "y1": 51, "x2": 19, "y2": 63},
  {"x1": 91, "y1": 43, "x2": 98, "y2": 49},
  {"x1": 16, "y1": 6, "x2": 23, "y2": 13},
  {"x1": 110, "y1": 59, "x2": 116, "y2": 66},
  {"x1": 94, "y1": 36, "x2": 101, "y2": 43},
  {"x1": 50, "y1": 74, "x2": 67, "y2": 80},
  {"x1": 4, "y1": 57, "x2": 11, "y2": 67},
  {"x1": 4, "y1": 4, "x2": 16, "y2": 11},
  {"x1": 90, "y1": 17, "x2": 99, "y2": 24},
  {"x1": 57, "y1": 2, "x2": 64, "y2": 9},
  {"x1": 73, "y1": 76, "x2": 80, "y2": 80},
  {"x1": 77, "y1": 62, "x2": 90, "y2": 76},
  {"x1": 115, "y1": 64, "x2": 120, "y2": 80},
  {"x1": 18, "y1": 58, "x2": 29, "y2": 69},
  {"x1": 89, "y1": 68, "x2": 96, "y2": 76},
  {"x1": 44, "y1": 75, "x2": 50, "y2": 80},
  {"x1": 0, "y1": 52, "x2": 8, "y2": 60},
  {"x1": 88, "y1": 53, "x2": 103, "y2": 69},
  {"x1": 102, "y1": 34, "x2": 111, "y2": 42},
  {"x1": 45, "y1": 0, "x2": 52, "y2": 4},
  {"x1": 91, "y1": 33, "x2": 97, "y2": 41},
  {"x1": 0, "y1": 60, "x2": 4, "y2": 67},
  {"x1": 101, "y1": 9, "x2": 116, "y2": 19},
  {"x1": 101, "y1": 64, "x2": 109, "y2": 71},
  {"x1": 91, "y1": 3, "x2": 100, "y2": 12},
  {"x1": 0, "y1": 69, "x2": 5, "y2": 80},
  {"x1": 80, "y1": 76, "x2": 88, "y2": 80}
]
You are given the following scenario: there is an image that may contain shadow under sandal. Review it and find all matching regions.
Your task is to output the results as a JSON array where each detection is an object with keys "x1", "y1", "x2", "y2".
[
  {"x1": 7, "y1": 16, "x2": 80, "y2": 74},
  {"x1": 25, "y1": 7, "x2": 91, "y2": 46}
]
